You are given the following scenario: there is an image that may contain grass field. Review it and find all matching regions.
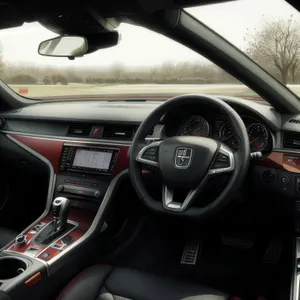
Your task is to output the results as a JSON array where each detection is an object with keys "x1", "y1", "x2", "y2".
[{"x1": 7, "y1": 83, "x2": 300, "y2": 99}]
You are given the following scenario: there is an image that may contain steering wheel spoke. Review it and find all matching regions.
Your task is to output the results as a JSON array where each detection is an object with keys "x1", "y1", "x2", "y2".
[
  {"x1": 162, "y1": 182, "x2": 206, "y2": 212},
  {"x1": 136, "y1": 141, "x2": 162, "y2": 168},
  {"x1": 208, "y1": 144, "x2": 235, "y2": 176}
]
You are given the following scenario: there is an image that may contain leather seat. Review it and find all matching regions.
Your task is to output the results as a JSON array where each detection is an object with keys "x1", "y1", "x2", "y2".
[
  {"x1": 58, "y1": 265, "x2": 228, "y2": 300},
  {"x1": 0, "y1": 227, "x2": 17, "y2": 248}
]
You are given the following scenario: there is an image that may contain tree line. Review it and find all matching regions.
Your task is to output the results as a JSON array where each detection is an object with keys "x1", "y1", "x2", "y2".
[
  {"x1": 1, "y1": 17, "x2": 300, "y2": 86},
  {"x1": 0, "y1": 60, "x2": 238, "y2": 85}
]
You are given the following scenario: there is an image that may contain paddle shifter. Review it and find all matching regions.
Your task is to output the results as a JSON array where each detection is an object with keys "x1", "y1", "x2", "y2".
[
  {"x1": 52, "y1": 197, "x2": 71, "y2": 232},
  {"x1": 34, "y1": 197, "x2": 73, "y2": 245}
]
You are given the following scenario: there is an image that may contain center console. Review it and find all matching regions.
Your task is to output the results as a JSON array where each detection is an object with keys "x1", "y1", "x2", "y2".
[
  {"x1": 55, "y1": 144, "x2": 119, "y2": 210},
  {"x1": 0, "y1": 136, "x2": 129, "y2": 298}
]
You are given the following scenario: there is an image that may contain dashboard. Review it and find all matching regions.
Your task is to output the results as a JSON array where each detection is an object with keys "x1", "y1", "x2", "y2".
[
  {"x1": 2, "y1": 96, "x2": 300, "y2": 201},
  {"x1": 164, "y1": 109, "x2": 273, "y2": 154}
]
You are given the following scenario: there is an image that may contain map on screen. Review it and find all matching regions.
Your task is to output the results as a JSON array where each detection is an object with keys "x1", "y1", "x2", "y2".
[{"x1": 73, "y1": 149, "x2": 112, "y2": 170}]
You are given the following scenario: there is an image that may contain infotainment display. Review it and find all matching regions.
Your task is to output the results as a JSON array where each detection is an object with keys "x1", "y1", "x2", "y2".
[
  {"x1": 59, "y1": 145, "x2": 119, "y2": 174},
  {"x1": 73, "y1": 149, "x2": 113, "y2": 170}
]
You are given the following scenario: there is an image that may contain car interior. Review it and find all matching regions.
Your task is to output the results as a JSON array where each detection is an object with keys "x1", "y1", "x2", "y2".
[{"x1": 0, "y1": 0, "x2": 300, "y2": 299}]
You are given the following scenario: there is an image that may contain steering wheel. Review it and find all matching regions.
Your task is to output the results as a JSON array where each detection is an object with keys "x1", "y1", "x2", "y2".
[{"x1": 129, "y1": 95, "x2": 250, "y2": 218}]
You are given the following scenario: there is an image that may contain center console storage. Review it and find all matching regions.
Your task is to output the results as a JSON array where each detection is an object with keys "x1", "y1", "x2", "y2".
[{"x1": 0, "y1": 257, "x2": 27, "y2": 280}]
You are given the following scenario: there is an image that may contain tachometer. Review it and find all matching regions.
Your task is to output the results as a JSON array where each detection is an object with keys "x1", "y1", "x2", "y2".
[
  {"x1": 219, "y1": 123, "x2": 238, "y2": 149},
  {"x1": 183, "y1": 115, "x2": 210, "y2": 137},
  {"x1": 247, "y1": 123, "x2": 268, "y2": 152}
]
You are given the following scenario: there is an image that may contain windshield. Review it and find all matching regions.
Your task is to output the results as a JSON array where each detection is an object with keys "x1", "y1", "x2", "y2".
[{"x1": 0, "y1": 0, "x2": 298, "y2": 101}]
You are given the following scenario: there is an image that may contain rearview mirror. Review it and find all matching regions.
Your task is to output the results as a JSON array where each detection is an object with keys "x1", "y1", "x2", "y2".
[{"x1": 38, "y1": 36, "x2": 88, "y2": 58}]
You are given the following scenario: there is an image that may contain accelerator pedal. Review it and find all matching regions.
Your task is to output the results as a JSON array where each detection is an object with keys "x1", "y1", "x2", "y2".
[
  {"x1": 180, "y1": 239, "x2": 201, "y2": 265},
  {"x1": 262, "y1": 236, "x2": 282, "y2": 264}
]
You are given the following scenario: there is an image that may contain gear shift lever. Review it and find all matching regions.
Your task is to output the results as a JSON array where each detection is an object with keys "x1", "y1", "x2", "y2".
[
  {"x1": 52, "y1": 197, "x2": 71, "y2": 232},
  {"x1": 34, "y1": 197, "x2": 74, "y2": 245}
]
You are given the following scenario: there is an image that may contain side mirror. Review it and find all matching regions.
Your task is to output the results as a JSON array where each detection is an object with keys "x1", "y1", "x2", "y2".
[{"x1": 38, "y1": 36, "x2": 88, "y2": 58}]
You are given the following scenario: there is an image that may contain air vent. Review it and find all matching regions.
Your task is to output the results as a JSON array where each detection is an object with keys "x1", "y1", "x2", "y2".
[
  {"x1": 102, "y1": 124, "x2": 135, "y2": 140},
  {"x1": 283, "y1": 132, "x2": 300, "y2": 149},
  {"x1": 289, "y1": 119, "x2": 300, "y2": 124},
  {"x1": 68, "y1": 124, "x2": 92, "y2": 137}
]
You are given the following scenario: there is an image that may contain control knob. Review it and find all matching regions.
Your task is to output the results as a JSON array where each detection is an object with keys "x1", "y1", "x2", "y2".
[
  {"x1": 15, "y1": 235, "x2": 26, "y2": 247},
  {"x1": 57, "y1": 185, "x2": 64, "y2": 192},
  {"x1": 94, "y1": 190, "x2": 102, "y2": 199}
]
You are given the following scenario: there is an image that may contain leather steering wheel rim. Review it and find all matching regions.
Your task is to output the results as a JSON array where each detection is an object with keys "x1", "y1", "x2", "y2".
[{"x1": 129, "y1": 94, "x2": 250, "y2": 219}]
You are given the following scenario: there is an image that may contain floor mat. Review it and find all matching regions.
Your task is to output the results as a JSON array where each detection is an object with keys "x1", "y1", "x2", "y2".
[{"x1": 107, "y1": 217, "x2": 291, "y2": 300}]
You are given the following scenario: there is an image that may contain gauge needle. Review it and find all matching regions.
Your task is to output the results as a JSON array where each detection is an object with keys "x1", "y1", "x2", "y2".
[
  {"x1": 222, "y1": 134, "x2": 233, "y2": 142},
  {"x1": 250, "y1": 137, "x2": 259, "y2": 144}
]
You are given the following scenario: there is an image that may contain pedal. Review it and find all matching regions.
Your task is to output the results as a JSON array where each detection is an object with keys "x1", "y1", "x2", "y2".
[
  {"x1": 180, "y1": 239, "x2": 201, "y2": 265},
  {"x1": 221, "y1": 230, "x2": 254, "y2": 249},
  {"x1": 262, "y1": 237, "x2": 282, "y2": 264}
]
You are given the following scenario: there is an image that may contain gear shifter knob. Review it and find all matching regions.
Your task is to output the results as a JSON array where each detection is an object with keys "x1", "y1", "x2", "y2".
[{"x1": 52, "y1": 197, "x2": 70, "y2": 232}]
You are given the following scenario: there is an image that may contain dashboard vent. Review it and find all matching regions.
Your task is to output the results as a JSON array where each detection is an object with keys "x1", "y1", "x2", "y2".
[
  {"x1": 289, "y1": 119, "x2": 300, "y2": 124},
  {"x1": 283, "y1": 132, "x2": 300, "y2": 149},
  {"x1": 102, "y1": 124, "x2": 135, "y2": 140},
  {"x1": 68, "y1": 124, "x2": 92, "y2": 137}
]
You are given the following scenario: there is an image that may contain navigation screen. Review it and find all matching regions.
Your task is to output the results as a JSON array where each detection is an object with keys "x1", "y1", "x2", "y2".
[{"x1": 73, "y1": 149, "x2": 113, "y2": 170}]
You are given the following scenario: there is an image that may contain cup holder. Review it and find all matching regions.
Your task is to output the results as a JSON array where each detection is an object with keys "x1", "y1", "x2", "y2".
[{"x1": 0, "y1": 257, "x2": 27, "y2": 280}]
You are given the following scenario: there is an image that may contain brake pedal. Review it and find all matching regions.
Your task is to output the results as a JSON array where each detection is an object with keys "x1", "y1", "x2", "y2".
[
  {"x1": 221, "y1": 230, "x2": 254, "y2": 250},
  {"x1": 180, "y1": 239, "x2": 201, "y2": 265}
]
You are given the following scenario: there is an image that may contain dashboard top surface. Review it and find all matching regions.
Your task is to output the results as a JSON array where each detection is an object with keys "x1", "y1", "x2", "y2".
[
  {"x1": 2, "y1": 95, "x2": 300, "y2": 154},
  {"x1": 0, "y1": 96, "x2": 281, "y2": 130}
]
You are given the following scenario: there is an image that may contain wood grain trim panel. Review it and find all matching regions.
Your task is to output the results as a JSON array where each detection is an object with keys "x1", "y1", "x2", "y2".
[
  {"x1": 5, "y1": 209, "x2": 95, "y2": 262},
  {"x1": 259, "y1": 151, "x2": 300, "y2": 173},
  {"x1": 10, "y1": 135, "x2": 130, "y2": 176}
]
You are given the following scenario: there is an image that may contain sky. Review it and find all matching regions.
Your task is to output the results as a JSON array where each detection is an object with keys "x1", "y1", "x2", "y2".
[{"x1": 0, "y1": 0, "x2": 298, "y2": 68}]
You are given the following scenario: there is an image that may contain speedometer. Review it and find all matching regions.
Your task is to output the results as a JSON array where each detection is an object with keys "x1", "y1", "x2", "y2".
[
  {"x1": 247, "y1": 123, "x2": 268, "y2": 152},
  {"x1": 219, "y1": 123, "x2": 238, "y2": 149},
  {"x1": 183, "y1": 116, "x2": 210, "y2": 137}
]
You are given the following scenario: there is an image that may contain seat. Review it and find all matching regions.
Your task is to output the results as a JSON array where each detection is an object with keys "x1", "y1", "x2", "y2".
[
  {"x1": 58, "y1": 265, "x2": 229, "y2": 300},
  {"x1": 0, "y1": 227, "x2": 17, "y2": 248}
]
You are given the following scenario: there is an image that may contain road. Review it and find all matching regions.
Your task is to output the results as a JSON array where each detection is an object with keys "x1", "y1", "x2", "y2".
[{"x1": 7, "y1": 83, "x2": 300, "y2": 99}]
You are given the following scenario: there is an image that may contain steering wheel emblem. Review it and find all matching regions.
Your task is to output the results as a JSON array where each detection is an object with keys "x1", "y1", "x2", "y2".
[{"x1": 175, "y1": 148, "x2": 193, "y2": 169}]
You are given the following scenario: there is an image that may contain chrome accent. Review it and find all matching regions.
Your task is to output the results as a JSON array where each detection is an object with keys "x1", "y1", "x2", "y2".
[
  {"x1": 1, "y1": 131, "x2": 132, "y2": 146},
  {"x1": 145, "y1": 137, "x2": 161, "y2": 141},
  {"x1": 136, "y1": 141, "x2": 162, "y2": 167},
  {"x1": 174, "y1": 147, "x2": 193, "y2": 169},
  {"x1": 208, "y1": 145, "x2": 235, "y2": 175},
  {"x1": 162, "y1": 184, "x2": 202, "y2": 212}
]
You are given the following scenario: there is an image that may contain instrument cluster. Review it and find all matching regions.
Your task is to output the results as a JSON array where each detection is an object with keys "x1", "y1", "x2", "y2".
[{"x1": 178, "y1": 114, "x2": 271, "y2": 153}]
